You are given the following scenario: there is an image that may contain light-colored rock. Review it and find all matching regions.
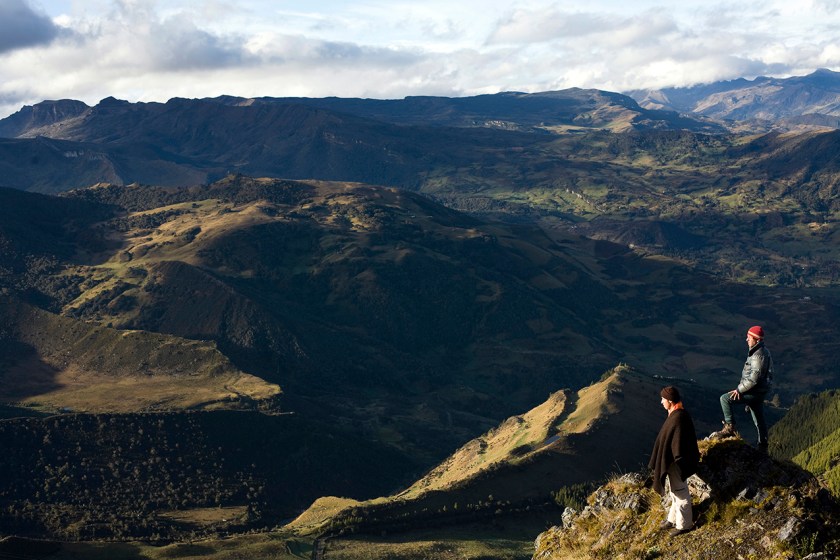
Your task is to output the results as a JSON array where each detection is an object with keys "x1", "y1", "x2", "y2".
[
  {"x1": 778, "y1": 516, "x2": 802, "y2": 542},
  {"x1": 562, "y1": 507, "x2": 577, "y2": 529},
  {"x1": 687, "y1": 474, "x2": 711, "y2": 502}
]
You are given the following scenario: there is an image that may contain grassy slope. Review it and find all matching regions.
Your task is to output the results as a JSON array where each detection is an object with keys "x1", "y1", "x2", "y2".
[
  {"x1": 793, "y1": 428, "x2": 840, "y2": 495},
  {"x1": 40, "y1": 534, "x2": 314, "y2": 560},
  {"x1": 35, "y1": 177, "x2": 634, "y2": 459},
  {"x1": 6, "y1": 176, "x2": 839, "y2": 424},
  {"x1": 26, "y1": 514, "x2": 548, "y2": 560},
  {"x1": 271, "y1": 366, "x2": 739, "y2": 560},
  {"x1": 770, "y1": 389, "x2": 840, "y2": 495},
  {"x1": 428, "y1": 129, "x2": 840, "y2": 288},
  {"x1": 0, "y1": 299, "x2": 280, "y2": 412},
  {"x1": 285, "y1": 367, "x2": 675, "y2": 539},
  {"x1": 133, "y1": 367, "x2": 659, "y2": 560},
  {"x1": 402, "y1": 389, "x2": 569, "y2": 496},
  {"x1": 771, "y1": 390, "x2": 840, "y2": 457}
]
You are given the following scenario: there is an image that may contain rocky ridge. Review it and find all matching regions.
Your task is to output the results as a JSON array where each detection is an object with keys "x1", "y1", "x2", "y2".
[{"x1": 533, "y1": 438, "x2": 840, "y2": 560}]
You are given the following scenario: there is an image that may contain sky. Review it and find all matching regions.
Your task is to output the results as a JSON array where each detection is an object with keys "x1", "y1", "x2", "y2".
[{"x1": 1, "y1": 0, "x2": 839, "y2": 118}]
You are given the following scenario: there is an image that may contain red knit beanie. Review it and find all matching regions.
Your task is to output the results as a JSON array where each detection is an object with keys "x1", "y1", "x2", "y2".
[{"x1": 747, "y1": 326, "x2": 765, "y2": 340}]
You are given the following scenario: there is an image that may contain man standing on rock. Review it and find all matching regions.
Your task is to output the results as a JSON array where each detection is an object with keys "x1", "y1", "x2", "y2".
[
  {"x1": 649, "y1": 386, "x2": 700, "y2": 537},
  {"x1": 711, "y1": 325, "x2": 774, "y2": 452}
]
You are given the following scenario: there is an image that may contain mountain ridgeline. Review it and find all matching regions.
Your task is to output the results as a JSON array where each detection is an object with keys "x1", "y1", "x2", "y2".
[
  {"x1": 0, "y1": 90, "x2": 719, "y2": 194},
  {"x1": 2, "y1": 72, "x2": 840, "y2": 557},
  {"x1": 630, "y1": 68, "x2": 840, "y2": 128},
  {"x1": 4, "y1": 78, "x2": 840, "y2": 289}
]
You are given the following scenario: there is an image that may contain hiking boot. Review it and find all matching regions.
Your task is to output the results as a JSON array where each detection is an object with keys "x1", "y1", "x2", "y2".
[
  {"x1": 659, "y1": 520, "x2": 674, "y2": 531},
  {"x1": 709, "y1": 422, "x2": 738, "y2": 439},
  {"x1": 669, "y1": 526, "x2": 692, "y2": 537}
]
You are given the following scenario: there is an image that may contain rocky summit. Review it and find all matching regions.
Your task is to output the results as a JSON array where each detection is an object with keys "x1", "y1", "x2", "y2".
[{"x1": 533, "y1": 439, "x2": 840, "y2": 560}]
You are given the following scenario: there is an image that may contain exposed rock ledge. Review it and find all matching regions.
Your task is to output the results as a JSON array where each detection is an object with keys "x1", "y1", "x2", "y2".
[{"x1": 534, "y1": 439, "x2": 840, "y2": 560}]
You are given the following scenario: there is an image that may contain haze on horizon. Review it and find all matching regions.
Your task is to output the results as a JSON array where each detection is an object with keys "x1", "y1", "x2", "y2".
[{"x1": 1, "y1": 0, "x2": 839, "y2": 119}]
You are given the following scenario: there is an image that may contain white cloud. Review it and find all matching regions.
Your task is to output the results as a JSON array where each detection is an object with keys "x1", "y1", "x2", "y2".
[
  {"x1": 487, "y1": 10, "x2": 614, "y2": 44},
  {"x1": 148, "y1": 13, "x2": 249, "y2": 70},
  {"x1": 0, "y1": 0, "x2": 839, "y2": 118}
]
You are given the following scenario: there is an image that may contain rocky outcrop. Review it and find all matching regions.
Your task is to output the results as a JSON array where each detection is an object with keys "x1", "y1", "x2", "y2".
[{"x1": 534, "y1": 439, "x2": 840, "y2": 560}]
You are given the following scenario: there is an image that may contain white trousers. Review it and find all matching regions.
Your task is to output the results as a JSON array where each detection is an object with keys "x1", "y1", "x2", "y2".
[{"x1": 666, "y1": 463, "x2": 693, "y2": 530}]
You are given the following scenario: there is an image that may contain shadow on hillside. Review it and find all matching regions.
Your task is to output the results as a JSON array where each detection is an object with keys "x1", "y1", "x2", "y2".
[
  {"x1": 0, "y1": 537, "x2": 63, "y2": 559},
  {"x1": 0, "y1": 340, "x2": 64, "y2": 403},
  {"x1": 0, "y1": 537, "x2": 147, "y2": 559}
]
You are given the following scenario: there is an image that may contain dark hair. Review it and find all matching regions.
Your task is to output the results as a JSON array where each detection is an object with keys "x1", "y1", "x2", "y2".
[{"x1": 660, "y1": 386, "x2": 681, "y2": 403}]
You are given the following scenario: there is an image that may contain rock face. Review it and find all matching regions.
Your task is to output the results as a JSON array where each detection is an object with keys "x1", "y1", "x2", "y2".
[
  {"x1": 0, "y1": 99, "x2": 90, "y2": 138},
  {"x1": 533, "y1": 439, "x2": 840, "y2": 560}
]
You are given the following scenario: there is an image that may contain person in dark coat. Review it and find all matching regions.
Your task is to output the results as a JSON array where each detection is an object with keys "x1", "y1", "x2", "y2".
[
  {"x1": 710, "y1": 325, "x2": 774, "y2": 452},
  {"x1": 649, "y1": 386, "x2": 700, "y2": 537}
]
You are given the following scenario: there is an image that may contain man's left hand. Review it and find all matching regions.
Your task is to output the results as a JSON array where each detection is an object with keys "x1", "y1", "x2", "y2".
[{"x1": 729, "y1": 389, "x2": 740, "y2": 400}]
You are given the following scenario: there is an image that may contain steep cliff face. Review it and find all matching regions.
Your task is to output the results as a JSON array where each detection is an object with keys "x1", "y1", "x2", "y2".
[{"x1": 533, "y1": 439, "x2": 840, "y2": 560}]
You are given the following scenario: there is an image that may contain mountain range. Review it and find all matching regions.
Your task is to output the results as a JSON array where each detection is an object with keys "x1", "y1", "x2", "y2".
[
  {"x1": 3, "y1": 73, "x2": 840, "y2": 282},
  {"x1": 630, "y1": 68, "x2": 840, "y2": 130},
  {"x1": 5, "y1": 75, "x2": 840, "y2": 293},
  {"x1": 2, "y1": 70, "x2": 840, "y2": 558},
  {"x1": 0, "y1": 88, "x2": 722, "y2": 195}
]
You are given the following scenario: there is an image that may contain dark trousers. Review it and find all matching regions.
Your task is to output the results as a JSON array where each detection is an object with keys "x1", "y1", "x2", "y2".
[{"x1": 720, "y1": 391, "x2": 768, "y2": 444}]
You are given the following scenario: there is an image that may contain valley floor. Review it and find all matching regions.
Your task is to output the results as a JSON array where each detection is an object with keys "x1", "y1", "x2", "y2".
[{"x1": 2, "y1": 510, "x2": 564, "y2": 560}]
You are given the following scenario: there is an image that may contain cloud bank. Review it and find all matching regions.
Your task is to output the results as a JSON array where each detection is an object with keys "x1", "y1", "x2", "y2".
[
  {"x1": 0, "y1": 0, "x2": 60, "y2": 54},
  {"x1": 0, "y1": 0, "x2": 838, "y2": 118}
]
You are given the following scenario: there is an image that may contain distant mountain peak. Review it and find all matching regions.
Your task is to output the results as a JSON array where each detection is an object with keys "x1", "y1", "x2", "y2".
[
  {"x1": 0, "y1": 99, "x2": 89, "y2": 138},
  {"x1": 96, "y1": 96, "x2": 130, "y2": 107},
  {"x1": 629, "y1": 68, "x2": 840, "y2": 128}
]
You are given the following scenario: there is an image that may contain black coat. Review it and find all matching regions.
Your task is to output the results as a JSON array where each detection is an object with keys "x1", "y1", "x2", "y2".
[
  {"x1": 648, "y1": 408, "x2": 700, "y2": 495},
  {"x1": 738, "y1": 341, "x2": 774, "y2": 395}
]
